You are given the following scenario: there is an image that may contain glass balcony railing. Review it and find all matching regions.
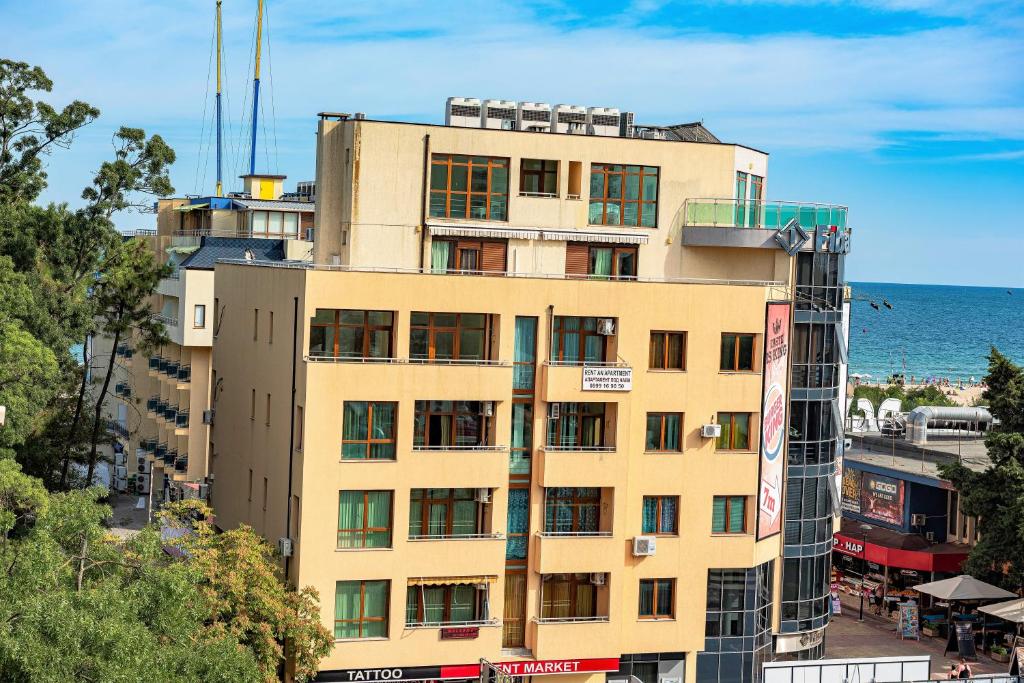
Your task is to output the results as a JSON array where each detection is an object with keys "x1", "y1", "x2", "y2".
[
  {"x1": 164, "y1": 449, "x2": 177, "y2": 466},
  {"x1": 165, "y1": 362, "x2": 179, "y2": 378},
  {"x1": 147, "y1": 397, "x2": 159, "y2": 412},
  {"x1": 683, "y1": 199, "x2": 848, "y2": 230},
  {"x1": 176, "y1": 412, "x2": 189, "y2": 429},
  {"x1": 158, "y1": 358, "x2": 169, "y2": 373},
  {"x1": 163, "y1": 406, "x2": 177, "y2": 422},
  {"x1": 174, "y1": 455, "x2": 188, "y2": 473},
  {"x1": 149, "y1": 356, "x2": 161, "y2": 371},
  {"x1": 177, "y1": 365, "x2": 191, "y2": 382}
]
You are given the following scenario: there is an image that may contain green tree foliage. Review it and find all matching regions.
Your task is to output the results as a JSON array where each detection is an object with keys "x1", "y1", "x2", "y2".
[
  {"x1": 850, "y1": 382, "x2": 956, "y2": 414},
  {"x1": 0, "y1": 465, "x2": 332, "y2": 682},
  {"x1": 940, "y1": 348, "x2": 1024, "y2": 591},
  {"x1": 0, "y1": 59, "x2": 99, "y2": 203},
  {"x1": 0, "y1": 317, "x2": 58, "y2": 460}
]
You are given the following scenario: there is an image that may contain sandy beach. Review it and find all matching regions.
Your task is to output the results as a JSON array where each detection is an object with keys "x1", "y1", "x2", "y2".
[{"x1": 852, "y1": 381, "x2": 985, "y2": 407}]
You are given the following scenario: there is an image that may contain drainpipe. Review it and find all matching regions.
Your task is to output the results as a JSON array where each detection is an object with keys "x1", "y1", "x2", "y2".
[
  {"x1": 283, "y1": 296, "x2": 298, "y2": 581},
  {"x1": 419, "y1": 134, "x2": 431, "y2": 271}
]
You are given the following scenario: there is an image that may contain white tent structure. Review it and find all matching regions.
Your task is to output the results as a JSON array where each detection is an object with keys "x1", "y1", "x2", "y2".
[
  {"x1": 913, "y1": 575, "x2": 1016, "y2": 601},
  {"x1": 979, "y1": 598, "x2": 1024, "y2": 624}
]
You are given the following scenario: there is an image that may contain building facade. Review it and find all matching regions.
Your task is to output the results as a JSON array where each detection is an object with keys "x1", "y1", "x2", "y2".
[{"x1": 208, "y1": 113, "x2": 852, "y2": 683}]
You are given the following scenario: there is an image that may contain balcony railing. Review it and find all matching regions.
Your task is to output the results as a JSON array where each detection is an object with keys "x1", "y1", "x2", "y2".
[
  {"x1": 541, "y1": 444, "x2": 615, "y2": 452},
  {"x1": 682, "y1": 198, "x2": 848, "y2": 230},
  {"x1": 306, "y1": 355, "x2": 511, "y2": 366},
  {"x1": 149, "y1": 356, "x2": 161, "y2": 371},
  {"x1": 411, "y1": 444, "x2": 507, "y2": 452},
  {"x1": 165, "y1": 361, "x2": 180, "y2": 378},
  {"x1": 537, "y1": 530, "x2": 613, "y2": 538},
  {"x1": 146, "y1": 397, "x2": 159, "y2": 412},
  {"x1": 534, "y1": 615, "x2": 609, "y2": 624},
  {"x1": 172, "y1": 228, "x2": 308, "y2": 240},
  {"x1": 162, "y1": 406, "x2": 177, "y2": 422},
  {"x1": 143, "y1": 439, "x2": 157, "y2": 454},
  {"x1": 175, "y1": 412, "x2": 189, "y2": 429},
  {"x1": 174, "y1": 455, "x2": 188, "y2": 473},
  {"x1": 543, "y1": 360, "x2": 629, "y2": 368},
  {"x1": 177, "y1": 365, "x2": 191, "y2": 382},
  {"x1": 153, "y1": 313, "x2": 178, "y2": 326},
  {"x1": 405, "y1": 618, "x2": 499, "y2": 629},
  {"x1": 154, "y1": 443, "x2": 168, "y2": 459},
  {"x1": 106, "y1": 420, "x2": 129, "y2": 438},
  {"x1": 163, "y1": 449, "x2": 177, "y2": 466},
  {"x1": 408, "y1": 533, "x2": 505, "y2": 541}
]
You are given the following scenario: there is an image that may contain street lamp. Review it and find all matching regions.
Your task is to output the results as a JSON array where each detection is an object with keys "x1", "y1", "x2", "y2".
[{"x1": 858, "y1": 523, "x2": 873, "y2": 622}]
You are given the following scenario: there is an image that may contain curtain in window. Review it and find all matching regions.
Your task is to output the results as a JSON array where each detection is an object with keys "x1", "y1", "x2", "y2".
[
  {"x1": 657, "y1": 580, "x2": 673, "y2": 615},
  {"x1": 559, "y1": 414, "x2": 579, "y2": 448},
  {"x1": 513, "y1": 317, "x2": 537, "y2": 390},
  {"x1": 542, "y1": 578, "x2": 571, "y2": 618},
  {"x1": 283, "y1": 212, "x2": 299, "y2": 235},
  {"x1": 335, "y1": 581, "x2": 361, "y2": 638},
  {"x1": 342, "y1": 403, "x2": 367, "y2": 459},
  {"x1": 427, "y1": 494, "x2": 448, "y2": 536},
  {"x1": 733, "y1": 413, "x2": 749, "y2": 449},
  {"x1": 728, "y1": 496, "x2": 745, "y2": 532},
  {"x1": 252, "y1": 210, "x2": 268, "y2": 235},
  {"x1": 405, "y1": 589, "x2": 419, "y2": 624},
  {"x1": 505, "y1": 489, "x2": 529, "y2": 560},
  {"x1": 660, "y1": 496, "x2": 678, "y2": 533},
  {"x1": 556, "y1": 317, "x2": 581, "y2": 363},
  {"x1": 430, "y1": 241, "x2": 450, "y2": 273},
  {"x1": 575, "y1": 582, "x2": 596, "y2": 617},
  {"x1": 639, "y1": 580, "x2": 655, "y2": 615},
  {"x1": 712, "y1": 497, "x2": 727, "y2": 532},
  {"x1": 641, "y1": 497, "x2": 657, "y2": 534},
  {"x1": 423, "y1": 586, "x2": 445, "y2": 623},
  {"x1": 362, "y1": 581, "x2": 387, "y2": 636},
  {"x1": 366, "y1": 492, "x2": 391, "y2": 547},
  {"x1": 590, "y1": 248, "x2": 612, "y2": 279},
  {"x1": 452, "y1": 499, "x2": 478, "y2": 536},
  {"x1": 337, "y1": 492, "x2": 364, "y2": 548},
  {"x1": 664, "y1": 414, "x2": 680, "y2": 450},
  {"x1": 449, "y1": 585, "x2": 475, "y2": 622}
]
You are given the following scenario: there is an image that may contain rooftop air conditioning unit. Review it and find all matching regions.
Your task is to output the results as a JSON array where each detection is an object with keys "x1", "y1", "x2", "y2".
[
  {"x1": 445, "y1": 96, "x2": 482, "y2": 128},
  {"x1": 517, "y1": 101, "x2": 552, "y2": 133},
  {"x1": 549, "y1": 403, "x2": 561, "y2": 419},
  {"x1": 475, "y1": 488, "x2": 491, "y2": 504},
  {"x1": 482, "y1": 99, "x2": 517, "y2": 130},
  {"x1": 277, "y1": 537, "x2": 293, "y2": 558},
  {"x1": 138, "y1": 455, "x2": 147, "y2": 466},
  {"x1": 481, "y1": 401, "x2": 495, "y2": 417},
  {"x1": 137, "y1": 463, "x2": 146, "y2": 473},
  {"x1": 632, "y1": 536, "x2": 657, "y2": 557},
  {"x1": 202, "y1": 409, "x2": 215, "y2": 425},
  {"x1": 911, "y1": 514, "x2": 927, "y2": 527},
  {"x1": 590, "y1": 572, "x2": 607, "y2": 586},
  {"x1": 586, "y1": 107, "x2": 621, "y2": 137},
  {"x1": 597, "y1": 318, "x2": 615, "y2": 336},
  {"x1": 701, "y1": 424, "x2": 722, "y2": 439},
  {"x1": 552, "y1": 104, "x2": 587, "y2": 135}
]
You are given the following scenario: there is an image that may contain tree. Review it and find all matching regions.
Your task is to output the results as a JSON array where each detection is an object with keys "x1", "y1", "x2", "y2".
[
  {"x1": 0, "y1": 467, "x2": 332, "y2": 681},
  {"x1": 940, "y1": 348, "x2": 1024, "y2": 591},
  {"x1": 0, "y1": 318, "x2": 59, "y2": 460},
  {"x1": 0, "y1": 59, "x2": 99, "y2": 204}
]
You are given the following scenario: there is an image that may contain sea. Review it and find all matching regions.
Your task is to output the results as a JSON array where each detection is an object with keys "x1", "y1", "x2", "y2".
[{"x1": 848, "y1": 282, "x2": 1024, "y2": 382}]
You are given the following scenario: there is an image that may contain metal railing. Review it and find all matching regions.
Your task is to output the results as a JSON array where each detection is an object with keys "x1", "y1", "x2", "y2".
[
  {"x1": 149, "y1": 357, "x2": 161, "y2": 370},
  {"x1": 217, "y1": 259, "x2": 786, "y2": 288},
  {"x1": 175, "y1": 412, "x2": 189, "y2": 429},
  {"x1": 408, "y1": 533, "x2": 505, "y2": 541},
  {"x1": 106, "y1": 420, "x2": 129, "y2": 438},
  {"x1": 537, "y1": 531, "x2": 613, "y2": 538},
  {"x1": 544, "y1": 360, "x2": 629, "y2": 368},
  {"x1": 162, "y1": 270, "x2": 180, "y2": 281},
  {"x1": 411, "y1": 444, "x2": 508, "y2": 452},
  {"x1": 405, "y1": 618, "x2": 499, "y2": 629},
  {"x1": 306, "y1": 355, "x2": 512, "y2": 367},
  {"x1": 174, "y1": 456, "x2": 188, "y2": 473},
  {"x1": 519, "y1": 191, "x2": 559, "y2": 198},
  {"x1": 177, "y1": 365, "x2": 191, "y2": 382},
  {"x1": 541, "y1": 444, "x2": 616, "y2": 452},
  {"x1": 682, "y1": 198, "x2": 848, "y2": 230},
  {"x1": 534, "y1": 615, "x2": 609, "y2": 624},
  {"x1": 153, "y1": 314, "x2": 178, "y2": 326},
  {"x1": 172, "y1": 228, "x2": 308, "y2": 240}
]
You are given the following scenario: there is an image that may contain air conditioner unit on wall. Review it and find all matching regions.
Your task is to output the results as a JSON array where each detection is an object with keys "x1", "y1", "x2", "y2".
[
  {"x1": 632, "y1": 536, "x2": 657, "y2": 557},
  {"x1": 597, "y1": 318, "x2": 615, "y2": 335},
  {"x1": 278, "y1": 537, "x2": 293, "y2": 558},
  {"x1": 590, "y1": 572, "x2": 607, "y2": 586},
  {"x1": 549, "y1": 403, "x2": 560, "y2": 419},
  {"x1": 202, "y1": 409, "x2": 215, "y2": 425},
  {"x1": 481, "y1": 401, "x2": 495, "y2": 417},
  {"x1": 701, "y1": 424, "x2": 722, "y2": 439},
  {"x1": 475, "y1": 488, "x2": 491, "y2": 504}
]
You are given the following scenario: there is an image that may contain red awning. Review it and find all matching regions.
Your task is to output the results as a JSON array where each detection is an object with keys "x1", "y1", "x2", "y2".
[{"x1": 833, "y1": 520, "x2": 969, "y2": 573}]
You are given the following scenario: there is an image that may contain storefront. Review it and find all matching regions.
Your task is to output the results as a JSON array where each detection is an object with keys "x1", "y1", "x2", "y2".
[{"x1": 314, "y1": 658, "x2": 622, "y2": 683}]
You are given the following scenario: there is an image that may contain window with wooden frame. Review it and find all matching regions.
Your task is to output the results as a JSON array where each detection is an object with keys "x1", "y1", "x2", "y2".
[
  {"x1": 413, "y1": 400, "x2": 492, "y2": 449},
  {"x1": 546, "y1": 402, "x2": 609, "y2": 449},
  {"x1": 641, "y1": 495, "x2": 679, "y2": 535},
  {"x1": 550, "y1": 316, "x2": 608, "y2": 364},
  {"x1": 638, "y1": 579, "x2": 675, "y2": 619},
  {"x1": 716, "y1": 412, "x2": 752, "y2": 451},
  {"x1": 649, "y1": 331, "x2": 686, "y2": 370},
  {"x1": 309, "y1": 309, "x2": 394, "y2": 359},
  {"x1": 520, "y1": 159, "x2": 558, "y2": 196},
  {"x1": 720, "y1": 333, "x2": 756, "y2": 372},
  {"x1": 712, "y1": 495, "x2": 748, "y2": 534},
  {"x1": 410, "y1": 312, "x2": 493, "y2": 362},
  {"x1": 564, "y1": 243, "x2": 638, "y2": 280},
  {"x1": 338, "y1": 491, "x2": 393, "y2": 548},
  {"x1": 335, "y1": 580, "x2": 389, "y2": 639},
  {"x1": 429, "y1": 238, "x2": 507, "y2": 274},
  {"x1": 342, "y1": 402, "x2": 397, "y2": 460},
  {"x1": 408, "y1": 488, "x2": 487, "y2": 538},
  {"x1": 429, "y1": 154, "x2": 509, "y2": 221},
  {"x1": 543, "y1": 487, "x2": 601, "y2": 534},
  {"x1": 540, "y1": 573, "x2": 600, "y2": 619},
  {"x1": 588, "y1": 164, "x2": 659, "y2": 227},
  {"x1": 645, "y1": 413, "x2": 683, "y2": 452},
  {"x1": 405, "y1": 583, "x2": 486, "y2": 626},
  {"x1": 251, "y1": 210, "x2": 300, "y2": 238}
]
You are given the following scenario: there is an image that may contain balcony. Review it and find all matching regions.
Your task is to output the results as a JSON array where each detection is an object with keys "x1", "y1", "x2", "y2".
[
  {"x1": 534, "y1": 532, "x2": 619, "y2": 574},
  {"x1": 114, "y1": 382, "x2": 131, "y2": 398},
  {"x1": 542, "y1": 361, "x2": 632, "y2": 401},
  {"x1": 164, "y1": 361, "x2": 180, "y2": 379},
  {"x1": 163, "y1": 448, "x2": 177, "y2": 467},
  {"x1": 537, "y1": 446, "x2": 619, "y2": 487},
  {"x1": 106, "y1": 419, "x2": 129, "y2": 439},
  {"x1": 154, "y1": 443, "x2": 167, "y2": 460},
  {"x1": 146, "y1": 397, "x2": 159, "y2": 414},
  {"x1": 403, "y1": 536, "x2": 507, "y2": 577},
  {"x1": 153, "y1": 313, "x2": 178, "y2": 327},
  {"x1": 176, "y1": 364, "x2": 191, "y2": 384},
  {"x1": 148, "y1": 356, "x2": 161, "y2": 374},
  {"x1": 162, "y1": 405, "x2": 177, "y2": 423},
  {"x1": 532, "y1": 617, "x2": 613, "y2": 661},
  {"x1": 306, "y1": 357, "x2": 512, "y2": 401},
  {"x1": 174, "y1": 454, "x2": 188, "y2": 473},
  {"x1": 681, "y1": 198, "x2": 849, "y2": 250}
]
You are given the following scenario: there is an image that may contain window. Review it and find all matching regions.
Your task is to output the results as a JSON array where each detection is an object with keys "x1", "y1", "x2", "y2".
[
  {"x1": 544, "y1": 487, "x2": 601, "y2": 534},
  {"x1": 716, "y1": 412, "x2": 751, "y2": 451},
  {"x1": 642, "y1": 496, "x2": 678, "y2": 535},
  {"x1": 520, "y1": 159, "x2": 558, "y2": 196},
  {"x1": 338, "y1": 491, "x2": 393, "y2": 548},
  {"x1": 413, "y1": 400, "x2": 492, "y2": 449},
  {"x1": 540, "y1": 573, "x2": 599, "y2": 619},
  {"x1": 588, "y1": 164, "x2": 658, "y2": 227},
  {"x1": 720, "y1": 333, "x2": 755, "y2": 372},
  {"x1": 649, "y1": 332, "x2": 686, "y2": 370},
  {"x1": 335, "y1": 580, "x2": 389, "y2": 639},
  {"x1": 639, "y1": 579, "x2": 675, "y2": 619},
  {"x1": 193, "y1": 304, "x2": 206, "y2": 328},
  {"x1": 429, "y1": 238, "x2": 507, "y2": 274},
  {"x1": 547, "y1": 402, "x2": 608, "y2": 449},
  {"x1": 734, "y1": 172, "x2": 764, "y2": 228},
  {"x1": 645, "y1": 413, "x2": 683, "y2": 452},
  {"x1": 408, "y1": 488, "x2": 486, "y2": 538},
  {"x1": 406, "y1": 583, "x2": 486, "y2": 626},
  {"x1": 712, "y1": 496, "x2": 747, "y2": 534},
  {"x1": 565, "y1": 244, "x2": 638, "y2": 280},
  {"x1": 342, "y1": 402, "x2": 397, "y2": 460},
  {"x1": 567, "y1": 161, "x2": 582, "y2": 198},
  {"x1": 250, "y1": 210, "x2": 300, "y2": 238},
  {"x1": 410, "y1": 312, "x2": 491, "y2": 361},
  {"x1": 309, "y1": 309, "x2": 394, "y2": 359},
  {"x1": 429, "y1": 154, "x2": 509, "y2": 221},
  {"x1": 550, "y1": 316, "x2": 608, "y2": 364}
]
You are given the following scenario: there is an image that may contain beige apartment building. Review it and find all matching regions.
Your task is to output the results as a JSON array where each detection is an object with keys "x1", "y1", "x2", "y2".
[{"x1": 208, "y1": 104, "x2": 852, "y2": 683}]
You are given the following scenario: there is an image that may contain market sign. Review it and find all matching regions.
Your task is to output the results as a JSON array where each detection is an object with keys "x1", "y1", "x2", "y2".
[
  {"x1": 439, "y1": 626, "x2": 478, "y2": 640},
  {"x1": 314, "y1": 658, "x2": 621, "y2": 683},
  {"x1": 861, "y1": 472, "x2": 905, "y2": 526},
  {"x1": 757, "y1": 302, "x2": 791, "y2": 540},
  {"x1": 581, "y1": 366, "x2": 632, "y2": 391}
]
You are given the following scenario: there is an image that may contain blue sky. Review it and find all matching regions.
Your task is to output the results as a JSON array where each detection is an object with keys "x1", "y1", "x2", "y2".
[{"x1": 4, "y1": 0, "x2": 1023, "y2": 286}]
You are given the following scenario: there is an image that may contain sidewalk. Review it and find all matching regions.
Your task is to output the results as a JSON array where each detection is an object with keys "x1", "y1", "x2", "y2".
[
  {"x1": 825, "y1": 594, "x2": 1009, "y2": 679},
  {"x1": 105, "y1": 492, "x2": 149, "y2": 539}
]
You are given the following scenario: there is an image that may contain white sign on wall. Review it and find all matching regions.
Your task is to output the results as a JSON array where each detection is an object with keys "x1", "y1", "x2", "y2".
[{"x1": 581, "y1": 367, "x2": 632, "y2": 391}]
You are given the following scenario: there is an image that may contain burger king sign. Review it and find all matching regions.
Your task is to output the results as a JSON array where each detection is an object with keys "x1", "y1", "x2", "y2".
[{"x1": 757, "y1": 302, "x2": 791, "y2": 539}]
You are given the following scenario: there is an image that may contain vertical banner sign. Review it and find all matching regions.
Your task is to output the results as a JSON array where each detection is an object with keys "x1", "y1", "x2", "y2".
[{"x1": 757, "y1": 302, "x2": 791, "y2": 539}]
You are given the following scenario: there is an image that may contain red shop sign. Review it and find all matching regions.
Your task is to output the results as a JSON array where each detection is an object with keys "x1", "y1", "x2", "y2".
[
  {"x1": 441, "y1": 658, "x2": 621, "y2": 679},
  {"x1": 440, "y1": 626, "x2": 479, "y2": 640}
]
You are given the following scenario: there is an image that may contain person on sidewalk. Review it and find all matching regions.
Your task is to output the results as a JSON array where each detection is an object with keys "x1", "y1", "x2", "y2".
[{"x1": 956, "y1": 658, "x2": 973, "y2": 679}]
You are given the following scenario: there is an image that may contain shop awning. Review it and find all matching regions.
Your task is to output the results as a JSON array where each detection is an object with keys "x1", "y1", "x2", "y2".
[
  {"x1": 427, "y1": 223, "x2": 539, "y2": 240},
  {"x1": 978, "y1": 598, "x2": 1024, "y2": 623},
  {"x1": 833, "y1": 519, "x2": 969, "y2": 573},
  {"x1": 912, "y1": 575, "x2": 1016, "y2": 601},
  {"x1": 407, "y1": 575, "x2": 497, "y2": 586}
]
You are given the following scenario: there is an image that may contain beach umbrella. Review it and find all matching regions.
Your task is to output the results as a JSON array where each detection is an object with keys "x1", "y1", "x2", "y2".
[
  {"x1": 978, "y1": 598, "x2": 1024, "y2": 624},
  {"x1": 912, "y1": 575, "x2": 1016, "y2": 601}
]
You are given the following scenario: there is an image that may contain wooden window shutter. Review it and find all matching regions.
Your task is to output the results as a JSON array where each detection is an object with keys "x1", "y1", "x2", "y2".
[
  {"x1": 565, "y1": 243, "x2": 589, "y2": 277},
  {"x1": 481, "y1": 240, "x2": 507, "y2": 274}
]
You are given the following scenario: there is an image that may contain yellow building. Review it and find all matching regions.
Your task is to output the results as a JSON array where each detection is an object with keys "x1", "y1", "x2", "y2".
[{"x1": 208, "y1": 111, "x2": 852, "y2": 683}]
